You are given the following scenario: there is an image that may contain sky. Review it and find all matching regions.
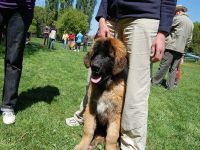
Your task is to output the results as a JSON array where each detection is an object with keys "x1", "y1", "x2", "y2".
[{"x1": 36, "y1": 0, "x2": 200, "y2": 36}]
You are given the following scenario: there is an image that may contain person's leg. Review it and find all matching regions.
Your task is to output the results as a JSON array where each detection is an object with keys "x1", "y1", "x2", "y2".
[
  {"x1": 65, "y1": 69, "x2": 91, "y2": 126},
  {"x1": 78, "y1": 43, "x2": 81, "y2": 52},
  {"x1": 152, "y1": 50, "x2": 174, "y2": 85},
  {"x1": 66, "y1": 40, "x2": 68, "y2": 50},
  {"x1": 51, "y1": 39, "x2": 55, "y2": 49},
  {"x1": 63, "y1": 40, "x2": 66, "y2": 49},
  {"x1": 118, "y1": 18, "x2": 159, "y2": 150},
  {"x1": 47, "y1": 37, "x2": 49, "y2": 46},
  {"x1": 44, "y1": 37, "x2": 46, "y2": 45},
  {"x1": 85, "y1": 44, "x2": 87, "y2": 52},
  {"x1": 83, "y1": 44, "x2": 85, "y2": 51},
  {"x1": 166, "y1": 51, "x2": 182, "y2": 89},
  {"x1": 175, "y1": 61, "x2": 181, "y2": 85},
  {"x1": 48, "y1": 38, "x2": 52, "y2": 49},
  {"x1": 1, "y1": 10, "x2": 33, "y2": 124}
]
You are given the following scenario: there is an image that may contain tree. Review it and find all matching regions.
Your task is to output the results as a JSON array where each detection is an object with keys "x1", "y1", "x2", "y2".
[
  {"x1": 45, "y1": 0, "x2": 74, "y2": 21},
  {"x1": 31, "y1": 6, "x2": 46, "y2": 37},
  {"x1": 76, "y1": 0, "x2": 97, "y2": 24},
  {"x1": 45, "y1": 0, "x2": 59, "y2": 21},
  {"x1": 191, "y1": 22, "x2": 200, "y2": 54},
  {"x1": 56, "y1": 8, "x2": 89, "y2": 38},
  {"x1": 60, "y1": 0, "x2": 74, "y2": 9}
]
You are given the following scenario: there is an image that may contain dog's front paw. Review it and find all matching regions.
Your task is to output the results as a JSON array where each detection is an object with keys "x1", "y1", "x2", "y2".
[
  {"x1": 74, "y1": 144, "x2": 87, "y2": 150},
  {"x1": 74, "y1": 145, "x2": 81, "y2": 150}
]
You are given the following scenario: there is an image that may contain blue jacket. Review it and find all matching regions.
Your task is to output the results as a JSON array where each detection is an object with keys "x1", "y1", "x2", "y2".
[{"x1": 96, "y1": 0, "x2": 177, "y2": 34}]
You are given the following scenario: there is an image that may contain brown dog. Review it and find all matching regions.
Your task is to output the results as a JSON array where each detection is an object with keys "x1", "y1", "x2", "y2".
[{"x1": 75, "y1": 38, "x2": 127, "y2": 150}]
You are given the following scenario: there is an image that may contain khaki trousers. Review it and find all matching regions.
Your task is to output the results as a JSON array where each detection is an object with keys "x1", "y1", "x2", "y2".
[
  {"x1": 75, "y1": 18, "x2": 159, "y2": 150},
  {"x1": 107, "y1": 18, "x2": 159, "y2": 150}
]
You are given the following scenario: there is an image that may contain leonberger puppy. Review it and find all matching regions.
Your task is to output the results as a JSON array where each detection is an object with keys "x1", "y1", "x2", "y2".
[{"x1": 75, "y1": 38, "x2": 127, "y2": 150}]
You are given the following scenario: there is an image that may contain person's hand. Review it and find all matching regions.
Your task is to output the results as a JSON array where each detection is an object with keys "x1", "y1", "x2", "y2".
[
  {"x1": 151, "y1": 32, "x2": 166, "y2": 62},
  {"x1": 95, "y1": 18, "x2": 110, "y2": 38}
]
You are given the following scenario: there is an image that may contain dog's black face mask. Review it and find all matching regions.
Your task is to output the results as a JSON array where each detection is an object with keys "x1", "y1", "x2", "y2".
[{"x1": 90, "y1": 47, "x2": 114, "y2": 84}]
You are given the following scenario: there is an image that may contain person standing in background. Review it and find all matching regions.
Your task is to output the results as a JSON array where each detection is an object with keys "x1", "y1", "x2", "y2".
[
  {"x1": 62, "y1": 31, "x2": 68, "y2": 49},
  {"x1": 152, "y1": 5, "x2": 194, "y2": 89},
  {"x1": 68, "y1": 32, "x2": 75, "y2": 50},
  {"x1": 0, "y1": 0, "x2": 36, "y2": 124},
  {"x1": 48, "y1": 25, "x2": 57, "y2": 50},
  {"x1": 82, "y1": 33, "x2": 88, "y2": 52},
  {"x1": 43, "y1": 26, "x2": 49, "y2": 46},
  {"x1": 75, "y1": 31, "x2": 83, "y2": 52}
]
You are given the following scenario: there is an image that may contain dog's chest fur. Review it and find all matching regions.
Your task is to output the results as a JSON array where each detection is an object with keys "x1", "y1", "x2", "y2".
[
  {"x1": 89, "y1": 80, "x2": 124, "y2": 125},
  {"x1": 96, "y1": 95, "x2": 116, "y2": 115},
  {"x1": 93, "y1": 91, "x2": 118, "y2": 124}
]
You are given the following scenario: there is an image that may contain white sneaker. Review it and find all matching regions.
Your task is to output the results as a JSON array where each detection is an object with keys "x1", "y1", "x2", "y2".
[
  {"x1": 65, "y1": 117, "x2": 81, "y2": 126},
  {"x1": 65, "y1": 114, "x2": 84, "y2": 126},
  {"x1": 2, "y1": 111, "x2": 16, "y2": 125}
]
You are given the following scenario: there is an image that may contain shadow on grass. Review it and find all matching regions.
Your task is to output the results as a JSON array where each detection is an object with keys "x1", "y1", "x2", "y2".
[
  {"x1": 0, "y1": 42, "x2": 49, "y2": 57},
  {"x1": 24, "y1": 42, "x2": 49, "y2": 56},
  {"x1": 16, "y1": 85, "x2": 60, "y2": 112}
]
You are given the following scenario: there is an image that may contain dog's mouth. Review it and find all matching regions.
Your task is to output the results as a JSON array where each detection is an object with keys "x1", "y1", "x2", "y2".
[{"x1": 91, "y1": 74, "x2": 102, "y2": 84}]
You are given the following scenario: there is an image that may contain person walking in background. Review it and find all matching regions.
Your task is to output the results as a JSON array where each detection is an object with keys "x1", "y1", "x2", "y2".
[
  {"x1": 75, "y1": 31, "x2": 83, "y2": 52},
  {"x1": 66, "y1": 0, "x2": 176, "y2": 149},
  {"x1": 152, "y1": 5, "x2": 194, "y2": 90},
  {"x1": 82, "y1": 33, "x2": 88, "y2": 52},
  {"x1": 0, "y1": 0, "x2": 35, "y2": 124},
  {"x1": 48, "y1": 26, "x2": 57, "y2": 50},
  {"x1": 62, "y1": 31, "x2": 68, "y2": 49},
  {"x1": 68, "y1": 32, "x2": 75, "y2": 50},
  {"x1": 43, "y1": 26, "x2": 49, "y2": 46}
]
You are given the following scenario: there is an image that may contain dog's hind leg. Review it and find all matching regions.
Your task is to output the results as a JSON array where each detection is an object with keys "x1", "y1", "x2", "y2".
[
  {"x1": 105, "y1": 118, "x2": 121, "y2": 150},
  {"x1": 74, "y1": 105, "x2": 96, "y2": 150}
]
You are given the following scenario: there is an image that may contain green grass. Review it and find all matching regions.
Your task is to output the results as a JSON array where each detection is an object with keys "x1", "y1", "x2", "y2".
[{"x1": 0, "y1": 38, "x2": 200, "y2": 150}]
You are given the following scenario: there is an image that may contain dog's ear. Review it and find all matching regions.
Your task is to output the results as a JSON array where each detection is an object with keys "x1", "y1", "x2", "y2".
[
  {"x1": 84, "y1": 38, "x2": 103, "y2": 68},
  {"x1": 84, "y1": 39, "x2": 99, "y2": 68},
  {"x1": 84, "y1": 48, "x2": 94, "y2": 68},
  {"x1": 110, "y1": 38, "x2": 127, "y2": 75}
]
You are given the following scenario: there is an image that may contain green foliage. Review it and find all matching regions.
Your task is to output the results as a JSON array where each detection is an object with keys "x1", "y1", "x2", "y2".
[
  {"x1": 76, "y1": 0, "x2": 97, "y2": 24},
  {"x1": 56, "y1": 8, "x2": 89, "y2": 38},
  {"x1": 32, "y1": 6, "x2": 46, "y2": 37},
  {"x1": 191, "y1": 22, "x2": 200, "y2": 54},
  {"x1": 45, "y1": 9, "x2": 56, "y2": 26},
  {"x1": 45, "y1": 0, "x2": 59, "y2": 20},
  {"x1": 60, "y1": 0, "x2": 74, "y2": 9},
  {"x1": 45, "y1": 0, "x2": 74, "y2": 21},
  {"x1": 28, "y1": 24, "x2": 37, "y2": 33}
]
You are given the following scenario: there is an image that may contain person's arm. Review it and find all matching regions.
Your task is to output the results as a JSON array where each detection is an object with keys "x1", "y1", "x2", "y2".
[
  {"x1": 95, "y1": 0, "x2": 110, "y2": 38},
  {"x1": 158, "y1": 0, "x2": 177, "y2": 34},
  {"x1": 185, "y1": 25, "x2": 194, "y2": 51},
  {"x1": 151, "y1": 0, "x2": 177, "y2": 62},
  {"x1": 95, "y1": 0, "x2": 108, "y2": 22}
]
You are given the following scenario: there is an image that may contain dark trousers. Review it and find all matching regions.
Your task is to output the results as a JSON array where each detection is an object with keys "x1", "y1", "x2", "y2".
[
  {"x1": 48, "y1": 38, "x2": 55, "y2": 49},
  {"x1": 77, "y1": 42, "x2": 81, "y2": 50},
  {"x1": 152, "y1": 49, "x2": 182, "y2": 89},
  {"x1": 83, "y1": 43, "x2": 87, "y2": 51},
  {"x1": 0, "y1": 9, "x2": 33, "y2": 111},
  {"x1": 43, "y1": 37, "x2": 48, "y2": 45}
]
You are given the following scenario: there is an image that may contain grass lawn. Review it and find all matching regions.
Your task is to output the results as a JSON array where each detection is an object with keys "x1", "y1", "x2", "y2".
[{"x1": 0, "y1": 38, "x2": 200, "y2": 150}]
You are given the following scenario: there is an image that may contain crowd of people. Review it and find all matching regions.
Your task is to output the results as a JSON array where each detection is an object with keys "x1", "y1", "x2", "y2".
[
  {"x1": 0, "y1": 0, "x2": 195, "y2": 149},
  {"x1": 42, "y1": 26, "x2": 89, "y2": 52}
]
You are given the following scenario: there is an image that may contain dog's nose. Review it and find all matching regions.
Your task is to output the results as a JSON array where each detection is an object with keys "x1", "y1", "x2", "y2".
[{"x1": 91, "y1": 65, "x2": 100, "y2": 73}]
